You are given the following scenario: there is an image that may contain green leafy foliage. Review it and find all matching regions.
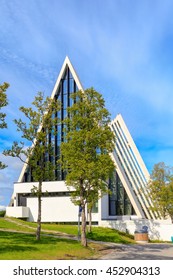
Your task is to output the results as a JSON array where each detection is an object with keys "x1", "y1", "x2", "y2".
[
  {"x1": 147, "y1": 162, "x2": 173, "y2": 222},
  {"x1": 3, "y1": 92, "x2": 61, "y2": 239},
  {"x1": 60, "y1": 88, "x2": 115, "y2": 245},
  {"x1": 4, "y1": 92, "x2": 60, "y2": 179},
  {"x1": 0, "y1": 210, "x2": 6, "y2": 217},
  {"x1": 0, "y1": 82, "x2": 9, "y2": 129},
  {"x1": 0, "y1": 82, "x2": 9, "y2": 169}
]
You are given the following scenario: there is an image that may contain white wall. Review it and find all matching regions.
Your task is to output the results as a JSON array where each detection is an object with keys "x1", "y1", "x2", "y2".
[
  {"x1": 27, "y1": 196, "x2": 79, "y2": 222},
  {"x1": 14, "y1": 181, "x2": 73, "y2": 196},
  {"x1": 100, "y1": 194, "x2": 109, "y2": 219},
  {"x1": 12, "y1": 181, "x2": 98, "y2": 222},
  {"x1": 99, "y1": 219, "x2": 173, "y2": 242},
  {"x1": 6, "y1": 206, "x2": 29, "y2": 218},
  {"x1": 27, "y1": 197, "x2": 98, "y2": 222}
]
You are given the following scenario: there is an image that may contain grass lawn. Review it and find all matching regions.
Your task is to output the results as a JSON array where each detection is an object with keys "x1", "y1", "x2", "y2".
[
  {"x1": 0, "y1": 218, "x2": 35, "y2": 233},
  {"x1": 0, "y1": 231, "x2": 103, "y2": 260},
  {"x1": 0, "y1": 217, "x2": 135, "y2": 259},
  {"x1": 87, "y1": 227, "x2": 135, "y2": 244},
  {"x1": 0, "y1": 218, "x2": 135, "y2": 243}
]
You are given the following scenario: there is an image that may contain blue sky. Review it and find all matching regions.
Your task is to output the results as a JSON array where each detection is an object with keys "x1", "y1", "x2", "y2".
[{"x1": 1, "y1": 0, "x2": 173, "y2": 208}]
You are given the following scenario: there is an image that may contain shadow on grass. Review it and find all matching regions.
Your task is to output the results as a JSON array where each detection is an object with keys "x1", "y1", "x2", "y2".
[
  {"x1": 87, "y1": 227, "x2": 134, "y2": 244},
  {"x1": 0, "y1": 231, "x2": 79, "y2": 255},
  {"x1": 0, "y1": 231, "x2": 37, "y2": 253}
]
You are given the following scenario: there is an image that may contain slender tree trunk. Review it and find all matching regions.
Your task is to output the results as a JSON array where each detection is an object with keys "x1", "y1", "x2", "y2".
[
  {"x1": 36, "y1": 181, "x2": 42, "y2": 241},
  {"x1": 88, "y1": 207, "x2": 92, "y2": 233},
  {"x1": 79, "y1": 181, "x2": 87, "y2": 246},
  {"x1": 81, "y1": 204, "x2": 87, "y2": 246},
  {"x1": 171, "y1": 215, "x2": 173, "y2": 224}
]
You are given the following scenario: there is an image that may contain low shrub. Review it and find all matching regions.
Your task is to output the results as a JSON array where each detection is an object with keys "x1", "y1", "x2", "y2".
[{"x1": 0, "y1": 211, "x2": 6, "y2": 217}]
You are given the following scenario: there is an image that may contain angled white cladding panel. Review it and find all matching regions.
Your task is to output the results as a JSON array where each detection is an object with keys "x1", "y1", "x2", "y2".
[
  {"x1": 110, "y1": 114, "x2": 157, "y2": 219},
  {"x1": 115, "y1": 114, "x2": 150, "y2": 181},
  {"x1": 110, "y1": 152, "x2": 145, "y2": 218},
  {"x1": 17, "y1": 56, "x2": 84, "y2": 183}
]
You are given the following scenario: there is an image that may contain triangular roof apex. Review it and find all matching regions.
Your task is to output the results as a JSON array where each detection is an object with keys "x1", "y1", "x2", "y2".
[
  {"x1": 18, "y1": 56, "x2": 83, "y2": 183},
  {"x1": 64, "y1": 55, "x2": 70, "y2": 62},
  {"x1": 62, "y1": 56, "x2": 70, "y2": 66},
  {"x1": 50, "y1": 56, "x2": 83, "y2": 100}
]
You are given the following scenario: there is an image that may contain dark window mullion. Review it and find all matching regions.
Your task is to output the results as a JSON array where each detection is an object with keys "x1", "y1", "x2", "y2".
[
  {"x1": 67, "y1": 67, "x2": 70, "y2": 107},
  {"x1": 54, "y1": 93, "x2": 58, "y2": 178}
]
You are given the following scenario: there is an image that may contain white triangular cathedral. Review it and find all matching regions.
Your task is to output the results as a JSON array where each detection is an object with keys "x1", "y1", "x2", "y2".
[{"x1": 6, "y1": 57, "x2": 157, "y2": 223}]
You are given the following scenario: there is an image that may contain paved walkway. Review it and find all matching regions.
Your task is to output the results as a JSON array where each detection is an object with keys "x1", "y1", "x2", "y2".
[{"x1": 99, "y1": 243, "x2": 173, "y2": 260}]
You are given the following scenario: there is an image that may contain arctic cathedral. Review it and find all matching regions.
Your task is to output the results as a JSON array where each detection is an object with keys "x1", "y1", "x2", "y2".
[{"x1": 6, "y1": 57, "x2": 157, "y2": 223}]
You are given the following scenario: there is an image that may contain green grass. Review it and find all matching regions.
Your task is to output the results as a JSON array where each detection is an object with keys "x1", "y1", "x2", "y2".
[
  {"x1": 0, "y1": 231, "x2": 101, "y2": 260},
  {"x1": 1, "y1": 218, "x2": 76, "y2": 235},
  {"x1": 0, "y1": 218, "x2": 35, "y2": 233},
  {"x1": 5, "y1": 219, "x2": 134, "y2": 242},
  {"x1": 41, "y1": 223, "x2": 78, "y2": 235},
  {"x1": 0, "y1": 217, "x2": 78, "y2": 234},
  {"x1": 87, "y1": 227, "x2": 135, "y2": 244},
  {"x1": 0, "y1": 217, "x2": 135, "y2": 243},
  {"x1": 0, "y1": 217, "x2": 135, "y2": 259}
]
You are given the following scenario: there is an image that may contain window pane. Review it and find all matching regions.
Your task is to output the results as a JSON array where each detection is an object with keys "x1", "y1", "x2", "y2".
[
  {"x1": 63, "y1": 79, "x2": 67, "y2": 94},
  {"x1": 63, "y1": 94, "x2": 67, "y2": 109},
  {"x1": 109, "y1": 201, "x2": 116, "y2": 215},
  {"x1": 70, "y1": 78, "x2": 74, "y2": 93}
]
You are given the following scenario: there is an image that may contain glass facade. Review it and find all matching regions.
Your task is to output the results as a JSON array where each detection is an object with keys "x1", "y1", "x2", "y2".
[
  {"x1": 109, "y1": 170, "x2": 136, "y2": 216},
  {"x1": 23, "y1": 65, "x2": 78, "y2": 183}
]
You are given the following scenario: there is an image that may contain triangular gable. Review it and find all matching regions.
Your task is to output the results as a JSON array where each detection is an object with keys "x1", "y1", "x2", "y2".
[
  {"x1": 110, "y1": 114, "x2": 157, "y2": 219},
  {"x1": 18, "y1": 56, "x2": 83, "y2": 183},
  {"x1": 14, "y1": 58, "x2": 157, "y2": 220},
  {"x1": 50, "y1": 56, "x2": 84, "y2": 100}
]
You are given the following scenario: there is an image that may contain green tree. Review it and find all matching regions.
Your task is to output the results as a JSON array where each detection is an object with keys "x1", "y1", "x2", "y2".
[
  {"x1": 60, "y1": 88, "x2": 115, "y2": 246},
  {"x1": 0, "y1": 82, "x2": 9, "y2": 169},
  {"x1": 147, "y1": 162, "x2": 173, "y2": 222},
  {"x1": 3, "y1": 92, "x2": 60, "y2": 240}
]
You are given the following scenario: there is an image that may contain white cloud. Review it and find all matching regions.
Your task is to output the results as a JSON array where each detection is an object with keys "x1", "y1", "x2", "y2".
[
  {"x1": 0, "y1": 153, "x2": 23, "y2": 171},
  {"x1": 0, "y1": 47, "x2": 56, "y2": 85},
  {"x1": 0, "y1": 153, "x2": 22, "y2": 206}
]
